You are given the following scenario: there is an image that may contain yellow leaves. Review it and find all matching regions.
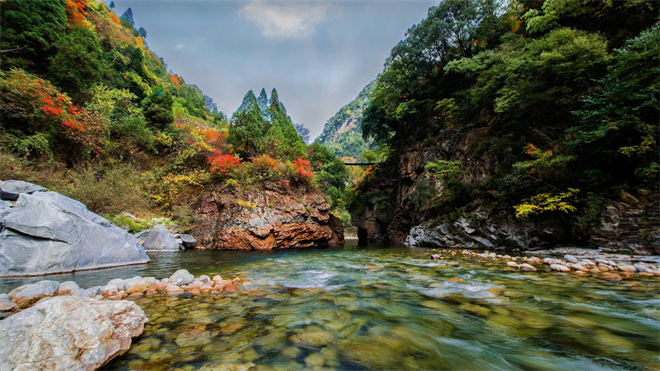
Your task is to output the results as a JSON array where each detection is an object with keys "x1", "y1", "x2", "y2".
[
  {"x1": 148, "y1": 169, "x2": 210, "y2": 208},
  {"x1": 514, "y1": 188, "x2": 580, "y2": 218},
  {"x1": 236, "y1": 199, "x2": 257, "y2": 209}
]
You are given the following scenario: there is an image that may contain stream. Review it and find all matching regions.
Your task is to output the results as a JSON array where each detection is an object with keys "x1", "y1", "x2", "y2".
[{"x1": 1, "y1": 241, "x2": 658, "y2": 370}]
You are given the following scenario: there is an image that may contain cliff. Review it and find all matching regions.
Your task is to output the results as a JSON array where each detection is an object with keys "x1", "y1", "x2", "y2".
[
  {"x1": 350, "y1": 130, "x2": 659, "y2": 255},
  {"x1": 191, "y1": 184, "x2": 343, "y2": 250}
]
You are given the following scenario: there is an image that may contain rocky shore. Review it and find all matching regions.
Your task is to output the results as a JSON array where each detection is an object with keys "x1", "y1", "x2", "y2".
[{"x1": 452, "y1": 249, "x2": 660, "y2": 281}]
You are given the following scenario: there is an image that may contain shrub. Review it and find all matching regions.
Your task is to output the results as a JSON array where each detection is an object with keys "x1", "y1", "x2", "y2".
[
  {"x1": 293, "y1": 157, "x2": 313, "y2": 181},
  {"x1": 208, "y1": 151, "x2": 241, "y2": 176}
]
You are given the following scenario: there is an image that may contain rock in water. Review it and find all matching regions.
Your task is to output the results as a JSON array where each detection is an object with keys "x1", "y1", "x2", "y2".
[
  {"x1": 0, "y1": 190, "x2": 149, "y2": 277},
  {"x1": 564, "y1": 254, "x2": 578, "y2": 263},
  {"x1": 134, "y1": 226, "x2": 181, "y2": 251},
  {"x1": 170, "y1": 269, "x2": 194, "y2": 286},
  {"x1": 11, "y1": 280, "x2": 60, "y2": 308},
  {"x1": 0, "y1": 296, "x2": 147, "y2": 371},
  {"x1": 179, "y1": 234, "x2": 198, "y2": 249}
]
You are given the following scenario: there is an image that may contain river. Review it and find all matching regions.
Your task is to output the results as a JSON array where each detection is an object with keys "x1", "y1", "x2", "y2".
[{"x1": 1, "y1": 242, "x2": 658, "y2": 370}]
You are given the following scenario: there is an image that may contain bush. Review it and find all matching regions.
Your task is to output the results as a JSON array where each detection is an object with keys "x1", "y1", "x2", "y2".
[{"x1": 63, "y1": 163, "x2": 152, "y2": 214}]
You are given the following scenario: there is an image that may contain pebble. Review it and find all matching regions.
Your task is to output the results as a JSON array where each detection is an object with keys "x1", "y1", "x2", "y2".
[
  {"x1": 506, "y1": 261, "x2": 518, "y2": 268},
  {"x1": 564, "y1": 254, "x2": 578, "y2": 263},
  {"x1": 550, "y1": 264, "x2": 571, "y2": 272}
]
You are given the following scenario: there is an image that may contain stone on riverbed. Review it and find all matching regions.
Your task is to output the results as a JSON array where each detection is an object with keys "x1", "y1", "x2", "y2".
[
  {"x1": 179, "y1": 234, "x2": 198, "y2": 249},
  {"x1": 550, "y1": 264, "x2": 571, "y2": 272},
  {"x1": 0, "y1": 296, "x2": 147, "y2": 371},
  {"x1": 170, "y1": 269, "x2": 195, "y2": 286},
  {"x1": 0, "y1": 187, "x2": 149, "y2": 277},
  {"x1": 57, "y1": 281, "x2": 80, "y2": 296},
  {"x1": 11, "y1": 280, "x2": 60, "y2": 308}
]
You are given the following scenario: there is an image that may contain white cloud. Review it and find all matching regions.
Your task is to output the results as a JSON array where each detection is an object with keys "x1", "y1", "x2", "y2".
[
  {"x1": 175, "y1": 44, "x2": 185, "y2": 50},
  {"x1": 237, "y1": 1, "x2": 335, "y2": 41}
]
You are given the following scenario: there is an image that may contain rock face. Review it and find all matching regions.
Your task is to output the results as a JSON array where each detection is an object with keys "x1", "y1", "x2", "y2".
[
  {"x1": 192, "y1": 184, "x2": 343, "y2": 250},
  {"x1": 589, "y1": 190, "x2": 660, "y2": 255},
  {"x1": 0, "y1": 296, "x2": 147, "y2": 371},
  {"x1": 135, "y1": 226, "x2": 182, "y2": 251},
  {"x1": 0, "y1": 180, "x2": 46, "y2": 201},
  {"x1": 352, "y1": 131, "x2": 659, "y2": 254},
  {"x1": 0, "y1": 183, "x2": 150, "y2": 277}
]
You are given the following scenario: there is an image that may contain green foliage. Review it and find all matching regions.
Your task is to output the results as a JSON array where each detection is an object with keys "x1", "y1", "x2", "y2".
[
  {"x1": 142, "y1": 85, "x2": 174, "y2": 130},
  {"x1": 569, "y1": 23, "x2": 659, "y2": 185},
  {"x1": 316, "y1": 81, "x2": 375, "y2": 159},
  {"x1": 0, "y1": 0, "x2": 68, "y2": 74},
  {"x1": 48, "y1": 26, "x2": 104, "y2": 96},
  {"x1": 6, "y1": 133, "x2": 54, "y2": 161},
  {"x1": 309, "y1": 143, "x2": 349, "y2": 210},
  {"x1": 424, "y1": 160, "x2": 467, "y2": 180}
]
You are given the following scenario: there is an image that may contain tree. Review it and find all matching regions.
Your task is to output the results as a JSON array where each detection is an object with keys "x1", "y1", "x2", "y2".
[
  {"x1": 229, "y1": 90, "x2": 268, "y2": 157},
  {"x1": 138, "y1": 27, "x2": 147, "y2": 39},
  {"x1": 294, "y1": 123, "x2": 311, "y2": 144},
  {"x1": 48, "y1": 26, "x2": 104, "y2": 97},
  {"x1": 0, "y1": 0, "x2": 68, "y2": 74},
  {"x1": 109, "y1": 1, "x2": 115, "y2": 9},
  {"x1": 120, "y1": 8, "x2": 135, "y2": 27},
  {"x1": 142, "y1": 85, "x2": 174, "y2": 130}
]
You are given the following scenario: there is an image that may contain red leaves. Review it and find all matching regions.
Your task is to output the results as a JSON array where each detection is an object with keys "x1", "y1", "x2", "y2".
[
  {"x1": 169, "y1": 74, "x2": 184, "y2": 88},
  {"x1": 208, "y1": 151, "x2": 241, "y2": 175},
  {"x1": 293, "y1": 157, "x2": 313, "y2": 180}
]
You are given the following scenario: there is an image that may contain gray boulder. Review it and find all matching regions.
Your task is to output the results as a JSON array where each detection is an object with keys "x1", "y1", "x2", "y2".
[
  {"x1": 169, "y1": 269, "x2": 194, "y2": 286},
  {"x1": 0, "y1": 296, "x2": 147, "y2": 370},
  {"x1": 1, "y1": 180, "x2": 46, "y2": 194},
  {"x1": 179, "y1": 234, "x2": 198, "y2": 249},
  {"x1": 0, "y1": 191, "x2": 149, "y2": 277},
  {"x1": 11, "y1": 280, "x2": 60, "y2": 308},
  {"x1": 135, "y1": 226, "x2": 181, "y2": 251}
]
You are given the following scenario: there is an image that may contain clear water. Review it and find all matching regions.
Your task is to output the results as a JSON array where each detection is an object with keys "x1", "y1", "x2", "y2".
[{"x1": 2, "y1": 242, "x2": 658, "y2": 370}]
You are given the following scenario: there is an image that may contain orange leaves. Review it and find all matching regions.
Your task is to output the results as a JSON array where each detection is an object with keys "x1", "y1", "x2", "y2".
[
  {"x1": 108, "y1": 13, "x2": 121, "y2": 26},
  {"x1": 208, "y1": 151, "x2": 242, "y2": 175},
  {"x1": 293, "y1": 157, "x2": 313, "y2": 180},
  {"x1": 66, "y1": 0, "x2": 91, "y2": 29},
  {"x1": 169, "y1": 73, "x2": 184, "y2": 88},
  {"x1": 251, "y1": 155, "x2": 278, "y2": 171}
]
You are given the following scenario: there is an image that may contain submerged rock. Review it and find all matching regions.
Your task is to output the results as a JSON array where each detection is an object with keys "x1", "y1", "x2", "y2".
[
  {"x1": 0, "y1": 188, "x2": 149, "y2": 277},
  {"x1": 179, "y1": 234, "x2": 198, "y2": 249},
  {"x1": 135, "y1": 226, "x2": 181, "y2": 251},
  {"x1": 0, "y1": 296, "x2": 147, "y2": 370}
]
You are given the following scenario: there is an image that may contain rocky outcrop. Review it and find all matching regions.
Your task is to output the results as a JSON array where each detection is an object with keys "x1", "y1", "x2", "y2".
[
  {"x1": 406, "y1": 208, "x2": 567, "y2": 251},
  {"x1": 192, "y1": 184, "x2": 343, "y2": 250},
  {"x1": 589, "y1": 189, "x2": 659, "y2": 255},
  {"x1": 0, "y1": 182, "x2": 149, "y2": 277},
  {"x1": 0, "y1": 180, "x2": 46, "y2": 201},
  {"x1": 0, "y1": 296, "x2": 147, "y2": 371}
]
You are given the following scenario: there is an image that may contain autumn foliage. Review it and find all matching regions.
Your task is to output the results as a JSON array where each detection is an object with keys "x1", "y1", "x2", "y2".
[
  {"x1": 66, "y1": 0, "x2": 91, "y2": 29},
  {"x1": 293, "y1": 157, "x2": 313, "y2": 181},
  {"x1": 208, "y1": 151, "x2": 241, "y2": 175}
]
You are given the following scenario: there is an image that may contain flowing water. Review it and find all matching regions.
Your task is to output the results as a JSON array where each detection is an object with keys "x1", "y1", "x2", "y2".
[{"x1": 2, "y1": 242, "x2": 659, "y2": 370}]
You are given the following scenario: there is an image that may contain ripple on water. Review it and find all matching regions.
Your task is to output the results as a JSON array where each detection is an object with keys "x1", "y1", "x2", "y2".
[{"x1": 3, "y1": 244, "x2": 657, "y2": 371}]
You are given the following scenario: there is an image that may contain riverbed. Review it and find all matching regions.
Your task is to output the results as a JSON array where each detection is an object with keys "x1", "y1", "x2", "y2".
[{"x1": 2, "y1": 243, "x2": 658, "y2": 370}]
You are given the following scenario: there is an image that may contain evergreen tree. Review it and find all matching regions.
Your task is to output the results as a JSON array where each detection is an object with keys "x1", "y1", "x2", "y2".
[
  {"x1": 230, "y1": 90, "x2": 268, "y2": 157},
  {"x1": 109, "y1": 1, "x2": 115, "y2": 9},
  {"x1": 0, "y1": 0, "x2": 68, "y2": 74},
  {"x1": 142, "y1": 85, "x2": 174, "y2": 130}
]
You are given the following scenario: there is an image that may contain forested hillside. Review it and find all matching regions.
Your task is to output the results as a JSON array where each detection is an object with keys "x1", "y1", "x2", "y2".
[
  {"x1": 350, "y1": 0, "x2": 659, "y2": 252},
  {"x1": 315, "y1": 81, "x2": 375, "y2": 160},
  {"x1": 0, "y1": 0, "x2": 348, "y2": 235}
]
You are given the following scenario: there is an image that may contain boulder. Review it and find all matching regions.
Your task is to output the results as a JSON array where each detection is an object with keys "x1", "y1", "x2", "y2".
[
  {"x1": 0, "y1": 296, "x2": 147, "y2": 370},
  {"x1": 169, "y1": 269, "x2": 194, "y2": 286},
  {"x1": 57, "y1": 281, "x2": 80, "y2": 296},
  {"x1": 1, "y1": 180, "x2": 47, "y2": 194},
  {"x1": 11, "y1": 280, "x2": 60, "y2": 308},
  {"x1": 179, "y1": 234, "x2": 198, "y2": 249},
  {"x1": 564, "y1": 254, "x2": 578, "y2": 263},
  {"x1": 0, "y1": 191, "x2": 149, "y2": 277},
  {"x1": 134, "y1": 226, "x2": 181, "y2": 251}
]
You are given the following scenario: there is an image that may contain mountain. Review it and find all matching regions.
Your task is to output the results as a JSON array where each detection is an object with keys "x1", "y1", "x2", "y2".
[{"x1": 315, "y1": 81, "x2": 375, "y2": 160}]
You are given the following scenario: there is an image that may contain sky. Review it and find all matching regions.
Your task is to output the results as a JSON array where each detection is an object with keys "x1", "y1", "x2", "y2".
[{"x1": 107, "y1": 0, "x2": 438, "y2": 139}]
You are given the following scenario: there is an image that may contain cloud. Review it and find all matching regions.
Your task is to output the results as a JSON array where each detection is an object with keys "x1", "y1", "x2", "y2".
[
  {"x1": 237, "y1": 1, "x2": 336, "y2": 40},
  {"x1": 174, "y1": 44, "x2": 185, "y2": 50}
]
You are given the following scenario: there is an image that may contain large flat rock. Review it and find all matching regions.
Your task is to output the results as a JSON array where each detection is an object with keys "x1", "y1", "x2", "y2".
[
  {"x1": 0, "y1": 296, "x2": 147, "y2": 371},
  {"x1": 0, "y1": 190, "x2": 149, "y2": 277}
]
